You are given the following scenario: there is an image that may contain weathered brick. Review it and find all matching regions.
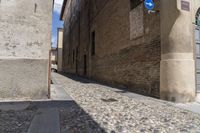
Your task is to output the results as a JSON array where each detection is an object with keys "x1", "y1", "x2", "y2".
[{"x1": 62, "y1": 0, "x2": 161, "y2": 97}]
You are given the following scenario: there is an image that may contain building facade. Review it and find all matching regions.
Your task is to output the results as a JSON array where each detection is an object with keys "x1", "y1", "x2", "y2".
[
  {"x1": 0, "y1": 0, "x2": 53, "y2": 100},
  {"x1": 51, "y1": 48, "x2": 58, "y2": 65},
  {"x1": 57, "y1": 28, "x2": 64, "y2": 72},
  {"x1": 60, "y1": 0, "x2": 200, "y2": 102}
]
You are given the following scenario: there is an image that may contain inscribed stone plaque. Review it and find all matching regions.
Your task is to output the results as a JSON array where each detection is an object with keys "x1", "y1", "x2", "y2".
[{"x1": 181, "y1": 0, "x2": 190, "y2": 11}]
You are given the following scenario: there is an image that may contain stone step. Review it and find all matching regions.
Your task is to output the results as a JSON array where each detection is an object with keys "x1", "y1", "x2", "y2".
[{"x1": 27, "y1": 108, "x2": 60, "y2": 133}]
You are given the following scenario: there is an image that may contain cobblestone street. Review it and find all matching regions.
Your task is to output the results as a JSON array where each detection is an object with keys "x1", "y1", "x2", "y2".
[
  {"x1": 0, "y1": 73, "x2": 200, "y2": 133},
  {"x1": 0, "y1": 109, "x2": 35, "y2": 133},
  {"x1": 52, "y1": 73, "x2": 200, "y2": 133}
]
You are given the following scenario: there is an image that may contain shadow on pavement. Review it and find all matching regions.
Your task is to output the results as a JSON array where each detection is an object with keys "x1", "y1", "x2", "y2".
[
  {"x1": 57, "y1": 72, "x2": 160, "y2": 99},
  {"x1": 59, "y1": 101, "x2": 107, "y2": 133},
  {"x1": 59, "y1": 72, "x2": 91, "y2": 84},
  {"x1": 0, "y1": 100, "x2": 107, "y2": 133}
]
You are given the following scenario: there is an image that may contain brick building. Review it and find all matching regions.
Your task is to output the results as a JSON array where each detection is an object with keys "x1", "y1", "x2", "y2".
[
  {"x1": 60, "y1": 0, "x2": 200, "y2": 102},
  {"x1": 57, "y1": 28, "x2": 64, "y2": 72}
]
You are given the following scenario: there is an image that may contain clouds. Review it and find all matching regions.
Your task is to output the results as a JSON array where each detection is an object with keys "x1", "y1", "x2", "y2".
[
  {"x1": 52, "y1": 0, "x2": 64, "y2": 48},
  {"x1": 55, "y1": 0, "x2": 64, "y2": 5},
  {"x1": 54, "y1": 0, "x2": 63, "y2": 14}
]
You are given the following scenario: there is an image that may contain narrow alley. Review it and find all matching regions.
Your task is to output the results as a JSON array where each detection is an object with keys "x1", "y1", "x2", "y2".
[
  {"x1": 1, "y1": 0, "x2": 200, "y2": 133},
  {"x1": 53, "y1": 72, "x2": 200, "y2": 133},
  {"x1": 0, "y1": 72, "x2": 200, "y2": 133}
]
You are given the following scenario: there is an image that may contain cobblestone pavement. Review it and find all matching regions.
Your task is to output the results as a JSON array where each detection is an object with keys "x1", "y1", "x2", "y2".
[
  {"x1": 0, "y1": 109, "x2": 36, "y2": 133},
  {"x1": 53, "y1": 73, "x2": 200, "y2": 133},
  {"x1": 60, "y1": 105, "x2": 106, "y2": 133}
]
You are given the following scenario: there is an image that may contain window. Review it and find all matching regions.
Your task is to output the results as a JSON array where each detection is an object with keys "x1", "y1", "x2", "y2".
[
  {"x1": 130, "y1": 0, "x2": 143, "y2": 10},
  {"x1": 68, "y1": 53, "x2": 70, "y2": 64},
  {"x1": 91, "y1": 31, "x2": 96, "y2": 56},
  {"x1": 76, "y1": 47, "x2": 79, "y2": 60}
]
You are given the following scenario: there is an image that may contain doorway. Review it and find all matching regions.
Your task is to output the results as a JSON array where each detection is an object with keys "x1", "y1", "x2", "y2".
[
  {"x1": 76, "y1": 47, "x2": 79, "y2": 74},
  {"x1": 84, "y1": 55, "x2": 87, "y2": 75}
]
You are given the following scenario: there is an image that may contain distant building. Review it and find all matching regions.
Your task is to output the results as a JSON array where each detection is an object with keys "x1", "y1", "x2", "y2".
[
  {"x1": 51, "y1": 48, "x2": 58, "y2": 65},
  {"x1": 57, "y1": 28, "x2": 64, "y2": 72},
  {"x1": 0, "y1": 0, "x2": 53, "y2": 99},
  {"x1": 60, "y1": 0, "x2": 200, "y2": 103}
]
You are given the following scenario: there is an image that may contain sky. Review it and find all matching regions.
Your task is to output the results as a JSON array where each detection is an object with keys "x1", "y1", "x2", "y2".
[{"x1": 52, "y1": 0, "x2": 64, "y2": 48}]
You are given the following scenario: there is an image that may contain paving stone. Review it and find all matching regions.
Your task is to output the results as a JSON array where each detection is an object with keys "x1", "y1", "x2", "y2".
[{"x1": 27, "y1": 108, "x2": 60, "y2": 133}]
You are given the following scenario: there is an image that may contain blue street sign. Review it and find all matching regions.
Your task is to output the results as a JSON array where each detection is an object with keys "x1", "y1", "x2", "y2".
[{"x1": 144, "y1": 0, "x2": 155, "y2": 10}]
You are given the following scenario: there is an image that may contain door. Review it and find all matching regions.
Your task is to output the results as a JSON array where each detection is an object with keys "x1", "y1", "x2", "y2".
[
  {"x1": 84, "y1": 55, "x2": 87, "y2": 75},
  {"x1": 76, "y1": 47, "x2": 78, "y2": 74},
  {"x1": 196, "y1": 25, "x2": 200, "y2": 92}
]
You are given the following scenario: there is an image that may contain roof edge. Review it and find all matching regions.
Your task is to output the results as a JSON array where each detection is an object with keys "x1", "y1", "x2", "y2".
[{"x1": 60, "y1": 0, "x2": 67, "y2": 21}]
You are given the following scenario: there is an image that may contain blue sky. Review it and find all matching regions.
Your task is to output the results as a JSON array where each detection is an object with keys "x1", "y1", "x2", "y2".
[{"x1": 52, "y1": 0, "x2": 64, "y2": 48}]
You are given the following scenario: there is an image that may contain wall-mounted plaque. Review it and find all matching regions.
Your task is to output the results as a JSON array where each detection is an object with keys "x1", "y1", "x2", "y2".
[{"x1": 181, "y1": 0, "x2": 190, "y2": 11}]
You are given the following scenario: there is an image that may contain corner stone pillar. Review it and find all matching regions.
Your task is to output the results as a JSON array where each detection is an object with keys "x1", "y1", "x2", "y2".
[{"x1": 160, "y1": 0, "x2": 196, "y2": 102}]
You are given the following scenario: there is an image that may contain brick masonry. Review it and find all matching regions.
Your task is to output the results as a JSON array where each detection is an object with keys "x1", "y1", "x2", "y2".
[{"x1": 62, "y1": 0, "x2": 161, "y2": 97}]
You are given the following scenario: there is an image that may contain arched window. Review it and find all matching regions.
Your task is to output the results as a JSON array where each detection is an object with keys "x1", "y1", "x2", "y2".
[{"x1": 196, "y1": 8, "x2": 200, "y2": 26}]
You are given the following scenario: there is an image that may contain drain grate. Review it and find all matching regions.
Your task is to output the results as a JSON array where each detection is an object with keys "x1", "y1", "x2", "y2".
[{"x1": 101, "y1": 98, "x2": 118, "y2": 102}]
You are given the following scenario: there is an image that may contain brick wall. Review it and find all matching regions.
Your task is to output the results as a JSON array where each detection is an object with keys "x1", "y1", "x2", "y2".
[{"x1": 62, "y1": 0, "x2": 161, "y2": 97}]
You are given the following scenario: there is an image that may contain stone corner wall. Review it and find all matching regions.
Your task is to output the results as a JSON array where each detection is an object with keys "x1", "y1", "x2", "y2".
[{"x1": 0, "y1": 0, "x2": 53, "y2": 100}]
